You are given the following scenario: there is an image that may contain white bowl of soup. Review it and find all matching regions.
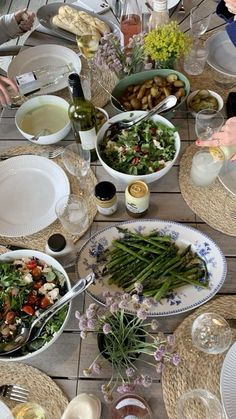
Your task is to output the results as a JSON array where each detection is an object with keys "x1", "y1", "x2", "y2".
[{"x1": 15, "y1": 95, "x2": 71, "y2": 145}]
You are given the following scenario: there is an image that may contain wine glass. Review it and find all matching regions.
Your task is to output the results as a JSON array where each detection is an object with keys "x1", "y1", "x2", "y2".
[
  {"x1": 76, "y1": 33, "x2": 100, "y2": 100},
  {"x1": 195, "y1": 109, "x2": 224, "y2": 141},
  {"x1": 190, "y1": 5, "x2": 212, "y2": 41},
  {"x1": 61, "y1": 143, "x2": 91, "y2": 195},
  {"x1": 191, "y1": 312, "x2": 232, "y2": 355},
  {"x1": 177, "y1": 389, "x2": 225, "y2": 419}
]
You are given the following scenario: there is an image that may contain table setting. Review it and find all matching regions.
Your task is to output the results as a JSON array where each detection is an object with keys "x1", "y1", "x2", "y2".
[{"x1": 1, "y1": 0, "x2": 236, "y2": 418}]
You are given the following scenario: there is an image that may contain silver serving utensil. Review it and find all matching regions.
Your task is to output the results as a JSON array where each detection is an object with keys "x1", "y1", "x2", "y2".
[
  {"x1": 30, "y1": 128, "x2": 52, "y2": 141},
  {"x1": 0, "y1": 272, "x2": 95, "y2": 356},
  {"x1": 104, "y1": 95, "x2": 177, "y2": 140}
]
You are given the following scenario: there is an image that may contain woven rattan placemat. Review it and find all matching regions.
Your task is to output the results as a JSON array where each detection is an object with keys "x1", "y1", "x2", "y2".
[
  {"x1": 0, "y1": 145, "x2": 97, "y2": 250},
  {"x1": 0, "y1": 362, "x2": 68, "y2": 418},
  {"x1": 179, "y1": 144, "x2": 236, "y2": 236},
  {"x1": 162, "y1": 296, "x2": 236, "y2": 419}
]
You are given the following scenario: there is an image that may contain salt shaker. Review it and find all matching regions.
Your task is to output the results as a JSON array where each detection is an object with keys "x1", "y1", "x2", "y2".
[{"x1": 45, "y1": 234, "x2": 77, "y2": 268}]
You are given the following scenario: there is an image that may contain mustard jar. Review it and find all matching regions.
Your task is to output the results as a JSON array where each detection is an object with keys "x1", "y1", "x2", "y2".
[
  {"x1": 125, "y1": 180, "x2": 150, "y2": 217},
  {"x1": 95, "y1": 181, "x2": 118, "y2": 215}
]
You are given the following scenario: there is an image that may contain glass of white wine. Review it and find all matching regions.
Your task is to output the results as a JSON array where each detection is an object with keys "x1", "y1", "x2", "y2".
[{"x1": 76, "y1": 33, "x2": 100, "y2": 100}]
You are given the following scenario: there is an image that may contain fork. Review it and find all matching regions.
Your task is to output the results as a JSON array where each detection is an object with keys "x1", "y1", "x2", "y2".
[
  {"x1": 0, "y1": 384, "x2": 29, "y2": 403},
  {"x1": 178, "y1": 0, "x2": 185, "y2": 13},
  {"x1": 0, "y1": 147, "x2": 64, "y2": 161}
]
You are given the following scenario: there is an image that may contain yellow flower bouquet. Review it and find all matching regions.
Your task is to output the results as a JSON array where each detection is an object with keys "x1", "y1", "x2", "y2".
[{"x1": 144, "y1": 21, "x2": 192, "y2": 69}]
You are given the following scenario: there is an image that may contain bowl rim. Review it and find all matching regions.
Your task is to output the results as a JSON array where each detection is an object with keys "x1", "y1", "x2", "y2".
[
  {"x1": 0, "y1": 249, "x2": 71, "y2": 361},
  {"x1": 110, "y1": 69, "x2": 190, "y2": 112},
  {"x1": 96, "y1": 110, "x2": 181, "y2": 181}
]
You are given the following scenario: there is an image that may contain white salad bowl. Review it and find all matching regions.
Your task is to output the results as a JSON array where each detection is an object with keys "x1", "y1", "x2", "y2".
[
  {"x1": 0, "y1": 249, "x2": 71, "y2": 361},
  {"x1": 15, "y1": 95, "x2": 71, "y2": 145},
  {"x1": 96, "y1": 111, "x2": 181, "y2": 185}
]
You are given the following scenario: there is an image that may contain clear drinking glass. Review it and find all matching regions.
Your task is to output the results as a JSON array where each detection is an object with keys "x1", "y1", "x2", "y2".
[
  {"x1": 195, "y1": 109, "x2": 224, "y2": 141},
  {"x1": 177, "y1": 389, "x2": 225, "y2": 419},
  {"x1": 76, "y1": 33, "x2": 100, "y2": 100},
  {"x1": 190, "y1": 149, "x2": 224, "y2": 187},
  {"x1": 191, "y1": 313, "x2": 232, "y2": 354},
  {"x1": 55, "y1": 194, "x2": 89, "y2": 235},
  {"x1": 184, "y1": 44, "x2": 208, "y2": 75},
  {"x1": 190, "y1": 5, "x2": 212, "y2": 39},
  {"x1": 61, "y1": 143, "x2": 91, "y2": 194}
]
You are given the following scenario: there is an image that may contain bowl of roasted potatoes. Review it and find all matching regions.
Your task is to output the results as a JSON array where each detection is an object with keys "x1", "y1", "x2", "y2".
[
  {"x1": 111, "y1": 69, "x2": 190, "y2": 116},
  {"x1": 187, "y1": 89, "x2": 223, "y2": 117}
]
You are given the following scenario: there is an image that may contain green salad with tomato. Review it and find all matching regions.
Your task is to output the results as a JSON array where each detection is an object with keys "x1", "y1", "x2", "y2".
[
  {"x1": 0, "y1": 257, "x2": 68, "y2": 356},
  {"x1": 99, "y1": 119, "x2": 177, "y2": 176}
]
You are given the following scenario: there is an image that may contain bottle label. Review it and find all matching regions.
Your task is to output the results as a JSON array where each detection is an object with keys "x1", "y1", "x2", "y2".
[
  {"x1": 79, "y1": 127, "x2": 97, "y2": 150},
  {"x1": 116, "y1": 398, "x2": 146, "y2": 410}
]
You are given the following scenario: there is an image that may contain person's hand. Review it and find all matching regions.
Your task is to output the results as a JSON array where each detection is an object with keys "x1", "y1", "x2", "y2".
[
  {"x1": 224, "y1": 0, "x2": 236, "y2": 14},
  {"x1": 14, "y1": 9, "x2": 35, "y2": 32},
  {"x1": 0, "y1": 75, "x2": 18, "y2": 107},
  {"x1": 195, "y1": 117, "x2": 236, "y2": 160}
]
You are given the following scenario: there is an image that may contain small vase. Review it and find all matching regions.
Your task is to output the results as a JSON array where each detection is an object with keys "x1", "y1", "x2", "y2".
[
  {"x1": 97, "y1": 315, "x2": 145, "y2": 363},
  {"x1": 155, "y1": 56, "x2": 176, "y2": 69}
]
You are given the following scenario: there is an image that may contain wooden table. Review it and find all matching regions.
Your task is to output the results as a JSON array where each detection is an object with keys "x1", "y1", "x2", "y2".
[{"x1": 0, "y1": 1, "x2": 234, "y2": 417}]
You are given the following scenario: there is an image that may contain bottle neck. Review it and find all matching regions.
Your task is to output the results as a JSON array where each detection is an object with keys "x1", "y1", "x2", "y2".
[
  {"x1": 152, "y1": 0, "x2": 168, "y2": 12},
  {"x1": 68, "y1": 73, "x2": 85, "y2": 102}
]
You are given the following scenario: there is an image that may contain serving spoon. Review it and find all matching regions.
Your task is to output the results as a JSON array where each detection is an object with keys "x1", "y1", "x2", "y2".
[
  {"x1": 103, "y1": 95, "x2": 177, "y2": 140},
  {"x1": 0, "y1": 272, "x2": 95, "y2": 356}
]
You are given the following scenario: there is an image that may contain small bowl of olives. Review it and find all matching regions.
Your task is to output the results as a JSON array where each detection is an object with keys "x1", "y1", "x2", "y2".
[{"x1": 187, "y1": 89, "x2": 224, "y2": 117}]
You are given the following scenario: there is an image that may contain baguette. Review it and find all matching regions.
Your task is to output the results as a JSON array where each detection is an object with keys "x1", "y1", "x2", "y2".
[
  {"x1": 77, "y1": 11, "x2": 111, "y2": 35},
  {"x1": 52, "y1": 13, "x2": 101, "y2": 38},
  {"x1": 57, "y1": 5, "x2": 110, "y2": 35}
]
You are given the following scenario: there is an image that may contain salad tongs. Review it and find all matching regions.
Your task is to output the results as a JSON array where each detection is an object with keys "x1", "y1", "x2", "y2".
[
  {"x1": 0, "y1": 272, "x2": 95, "y2": 356},
  {"x1": 104, "y1": 95, "x2": 177, "y2": 140}
]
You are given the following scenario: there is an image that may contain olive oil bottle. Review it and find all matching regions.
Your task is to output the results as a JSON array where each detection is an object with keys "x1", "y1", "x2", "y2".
[{"x1": 68, "y1": 73, "x2": 97, "y2": 161}]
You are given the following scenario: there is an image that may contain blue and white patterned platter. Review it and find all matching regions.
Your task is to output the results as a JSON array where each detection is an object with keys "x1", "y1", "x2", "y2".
[{"x1": 76, "y1": 220, "x2": 227, "y2": 317}]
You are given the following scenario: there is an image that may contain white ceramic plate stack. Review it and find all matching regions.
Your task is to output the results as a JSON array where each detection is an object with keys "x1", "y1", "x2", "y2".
[
  {"x1": 220, "y1": 342, "x2": 236, "y2": 419},
  {"x1": 0, "y1": 156, "x2": 70, "y2": 237},
  {"x1": 0, "y1": 401, "x2": 14, "y2": 419}
]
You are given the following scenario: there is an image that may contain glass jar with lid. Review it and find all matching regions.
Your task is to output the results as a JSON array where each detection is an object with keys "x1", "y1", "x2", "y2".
[{"x1": 95, "y1": 181, "x2": 118, "y2": 215}]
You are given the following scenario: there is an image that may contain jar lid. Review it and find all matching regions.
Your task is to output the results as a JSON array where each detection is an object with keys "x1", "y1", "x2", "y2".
[
  {"x1": 95, "y1": 181, "x2": 116, "y2": 201},
  {"x1": 48, "y1": 234, "x2": 66, "y2": 252}
]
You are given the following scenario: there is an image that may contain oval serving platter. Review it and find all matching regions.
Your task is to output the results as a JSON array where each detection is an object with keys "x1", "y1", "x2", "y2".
[{"x1": 76, "y1": 219, "x2": 227, "y2": 317}]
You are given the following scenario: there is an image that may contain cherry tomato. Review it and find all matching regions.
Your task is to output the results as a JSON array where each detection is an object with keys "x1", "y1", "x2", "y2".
[
  {"x1": 133, "y1": 146, "x2": 141, "y2": 152},
  {"x1": 27, "y1": 292, "x2": 38, "y2": 305},
  {"x1": 31, "y1": 267, "x2": 42, "y2": 278},
  {"x1": 5, "y1": 311, "x2": 16, "y2": 324},
  {"x1": 22, "y1": 305, "x2": 35, "y2": 316},
  {"x1": 33, "y1": 279, "x2": 44, "y2": 290},
  {"x1": 39, "y1": 296, "x2": 51, "y2": 309},
  {"x1": 26, "y1": 260, "x2": 37, "y2": 270}
]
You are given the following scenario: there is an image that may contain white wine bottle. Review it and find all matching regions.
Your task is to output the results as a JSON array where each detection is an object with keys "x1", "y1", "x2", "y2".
[{"x1": 68, "y1": 73, "x2": 98, "y2": 162}]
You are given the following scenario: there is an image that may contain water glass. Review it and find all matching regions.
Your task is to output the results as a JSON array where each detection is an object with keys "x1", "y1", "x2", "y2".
[
  {"x1": 190, "y1": 5, "x2": 212, "y2": 38},
  {"x1": 61, "y1": 143, "x2": 91, "y2": 194},
  {"x1": 184, "y1": 45, "x2": 208, "y2": 76},
  {"x1": 190, "y1": 149, "x2": 224, "y2": 187},
  {"x1": 55, "y1": 194, "x2": 89, "y2": 235},
  {"x1": 191, "y1": 312, "x2": 232, "y2": 354},
  {"x1": 177, "y1": 389, "x2": 225, "y2": 419},
  {"x1": 195, "y1": 109, "x2": 224, "y2": 141}
]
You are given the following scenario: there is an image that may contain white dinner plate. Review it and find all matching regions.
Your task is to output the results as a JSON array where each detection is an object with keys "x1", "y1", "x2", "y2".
[
  {"x1": 218, "y1": 160, "x2": 236, "y2": 197},
  {"x1": 37, "y1": 3, "x2": 120, "y2": 43},
  {"x1": 0, "y1": 401, "x2": 13, "y2": 419},
  {"x1": 206, "y1": 31, "x2": 236, "y2": 77},
  {"x1": 0, "y1": 156, "x2": 70, "y2": 237},
  {"x1": 220, "y1": 342, "x2": 236, "y2": 419},
  {"x1": 8, "y1": 44, "x2": 81, "y2": 95},
  {"x1": 76, "y1": 219, "x2": 227, "y2": 317}
]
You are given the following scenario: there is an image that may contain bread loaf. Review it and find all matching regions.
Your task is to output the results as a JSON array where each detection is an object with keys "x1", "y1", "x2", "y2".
[{"x1": 53, "y1": 5, "x2": 110, "y2": 37}]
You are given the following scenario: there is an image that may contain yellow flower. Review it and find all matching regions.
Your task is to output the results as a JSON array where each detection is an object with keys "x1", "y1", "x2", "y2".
[{"x1": 144, "y1": 21, "x2": 192, "y2": 62}]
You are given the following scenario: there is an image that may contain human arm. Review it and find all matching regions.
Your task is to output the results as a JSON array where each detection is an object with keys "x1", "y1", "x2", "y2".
[
  {"x1": 195, "y1": 117, "x2": 236, "y2": 160},
  {"x1": 217, "y1": 0, "x2": 236, "y2": 46},
  {"x1": 0, "y1": 9, "x2": 35, "y2": 45},
  {"x1": 0, "y1": 75, "x2": 18, "y2": 106}
]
